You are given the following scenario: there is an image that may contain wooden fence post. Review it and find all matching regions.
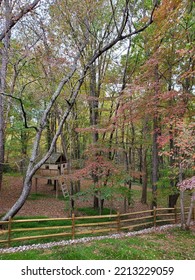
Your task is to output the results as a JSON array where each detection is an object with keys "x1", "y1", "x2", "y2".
[
  {"x1": 116, "y1": 212, "x2": 121, "y2": 233},
  {"x1": 153, "y1": 207, "x2": 156, "y2": 228},
  {"x1": 8, "y1": 216, "x2": 12, "y2": 247},
  {"x1": 72, "y1": 213, "x2": 75, "y2": 239},
  {"x1": 174, "y1": 205, "x2": 178, "y2": 224}
]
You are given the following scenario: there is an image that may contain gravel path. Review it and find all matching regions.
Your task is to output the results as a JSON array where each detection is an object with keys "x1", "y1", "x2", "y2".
[{"x1": 0, "y1": 223, "x2": 185, "y2": 254}]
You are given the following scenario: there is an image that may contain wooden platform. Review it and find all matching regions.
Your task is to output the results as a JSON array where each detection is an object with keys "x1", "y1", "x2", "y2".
[{"x1": 33, "y1": 175, "x2": 68, "y2": 198}]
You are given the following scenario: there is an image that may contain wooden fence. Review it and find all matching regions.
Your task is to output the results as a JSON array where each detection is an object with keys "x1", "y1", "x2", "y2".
[{"x1": 0, "y1": 206, "x2": 194, "y2": 248}]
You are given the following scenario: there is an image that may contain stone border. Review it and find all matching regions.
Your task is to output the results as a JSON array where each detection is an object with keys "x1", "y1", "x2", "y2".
[{"x1": 0, "y1": 223, "x2": 184, "y2": 254}]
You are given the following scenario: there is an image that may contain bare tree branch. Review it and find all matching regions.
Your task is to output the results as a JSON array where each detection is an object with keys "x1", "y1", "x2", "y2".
[
  {"x1": 109, "y1": 0, "x2": 120, "y2": 35},
  {"x1": 0, "y1": 91, "x2": 38, "y2": 131},
  {"x1": 0, "y1": 0, "x2": 41, "y2": 41},
  {"x1": 89, "y1": 0, "x2": 158, "y2": 65}
]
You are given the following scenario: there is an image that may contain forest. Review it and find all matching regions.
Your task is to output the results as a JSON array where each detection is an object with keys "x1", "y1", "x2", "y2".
[{"x1": 0, "y1": 0, "x2": 194, "y2": 224}]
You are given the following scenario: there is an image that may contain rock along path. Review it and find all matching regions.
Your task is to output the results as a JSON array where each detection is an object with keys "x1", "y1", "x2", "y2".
[{"x1": 0, "y1": 223, "x2": 186, "y2": 254}]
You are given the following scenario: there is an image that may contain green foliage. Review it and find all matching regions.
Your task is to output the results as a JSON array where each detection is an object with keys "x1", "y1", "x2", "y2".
[
  {"x1": 73, "y1": 180, "x2": 133, "y2": 207},
  {"x1": 157, "y1": 168, "x2": 179, "y2": 195},
  {"x1": 1, "y1": 227, "x2": 194, "y2": 260}
]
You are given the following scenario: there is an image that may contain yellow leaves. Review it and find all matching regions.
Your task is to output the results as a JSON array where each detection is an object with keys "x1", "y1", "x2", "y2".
[{"x1": 153, "y1": 0, "x2": 183, "y2": 35}]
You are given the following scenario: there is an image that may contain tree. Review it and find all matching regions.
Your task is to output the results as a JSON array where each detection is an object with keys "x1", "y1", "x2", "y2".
[
  {"x1": 178, "y1": 176, "x2": 195, "y2": 230},
  {"x1": 115, "y1": 0, "x2": 194, "y2": 208},
  {"x1": 0, "y1": 0, "x2": 41, "y2": 190},
  {"x1": 1, "y1": 0, "x2": 158, "y2": 221}
]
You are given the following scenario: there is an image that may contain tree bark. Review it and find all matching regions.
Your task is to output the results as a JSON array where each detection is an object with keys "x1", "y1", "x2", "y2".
[
  {"x1": 141, "y1": 148, "x2": 148, "y2": 204},
  {"x1": 168, "y1": 194, "x2": 179, "y2": 208},
  {"x1": 179, "y1": 164, "x2": 185, "y2": 229},
  {"x1": 88, "y1": 62, "x2": 100, "y2": 209},
  {"x1": 151, "y1": 63, "x2": 160, "y2": 209},
  {"x1": 186, "y1": 191, "x2": 195, "y2": 229},
  {"x1": 151, "y1": 117, "x2": 159, "y2": 208},
  {"x1": 180, "y1": 190, "x2": 185, "y2": 230},
  {"x1": 20, "y1": 128, "x2": 28, "y2": 175},
  {"x1": 0, "y1": 91, "x2": 5, "y2": 192},
  {"x1": 0, "y1": 0, "x2": 11, "y2": 191}
]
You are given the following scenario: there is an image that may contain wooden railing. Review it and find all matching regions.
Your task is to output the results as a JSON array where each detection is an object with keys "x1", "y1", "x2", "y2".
[{"x1": 0, "y1": 206, "x2": 194, "y2": 248}]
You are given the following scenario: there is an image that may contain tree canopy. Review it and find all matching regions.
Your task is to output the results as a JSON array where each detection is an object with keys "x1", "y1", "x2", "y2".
[{"x1": 0, "y1": 0, "x2": 194, "y2": 221}]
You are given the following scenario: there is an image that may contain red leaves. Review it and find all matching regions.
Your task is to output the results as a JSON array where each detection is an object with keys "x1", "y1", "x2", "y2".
[
  {"x1": 177, "y1": 176, "x2": 195, "y2": 191},
  {"x1": 158, "y1": 120, "x2": 195, "y2": 170},
  {"x1": 67, "y1": 145, "x2": 121, "y2": 182},
  {"x1": 157, "y1": 134, "x2": 171, "y2": 148}
]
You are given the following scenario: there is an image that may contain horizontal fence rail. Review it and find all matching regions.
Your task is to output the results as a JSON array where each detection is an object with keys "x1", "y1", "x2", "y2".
[{"x1": 0, "y1": 206, "x2": 194, "y2": 248}]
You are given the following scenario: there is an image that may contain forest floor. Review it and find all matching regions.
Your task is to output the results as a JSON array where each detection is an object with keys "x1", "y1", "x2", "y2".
[{"x1": 0, "y1": 175, "x2": 150, "y2": 218}]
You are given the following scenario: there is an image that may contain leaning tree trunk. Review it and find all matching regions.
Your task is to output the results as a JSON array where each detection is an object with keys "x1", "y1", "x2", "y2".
[
  {"x1": 1, "y1": 50, "x2": 82, "y2": 221},
  {"x1": 2, "y1": 174, "x2": 33, "y2": 221}
]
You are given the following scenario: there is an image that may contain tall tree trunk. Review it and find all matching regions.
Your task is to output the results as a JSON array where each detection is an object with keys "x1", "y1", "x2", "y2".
[
  {"x1": 139, "y1": 145, "x2": 143, "y2": 184},
  {"x1": 46, "y1": 113, "x2": 52, "y2": 151},
  {"x1": 46, "y1": 113, "x2": 53, "y2": 185},
  {"x1": 141, "y1": 117, "x2": 149, "y2": 204},
  {"x1": 141, "y1": 148, "x2": 148, "y2": 204},
  {"x1": 88, "y1": 62, "x2": 100, "y2": 209},
  {"x1": 0, "y1": 1, "x2": 11, "y2": 191},
  {"x1": 130, "y1": 121, "x2": 136, "y2": 181},
  {"x1": 179, "y1": 164, "x2": 186, "y2": 230},
  {"x1": 151, "y1": 65, "x2": 159, "y2": 208},
  {"x1": 89, "y1": 63, "x2": 99, "y2": 143},
  {"x1": 0, "y1": 89, "x2": 5, "y2": 192},
  {"x1": 20, "y1": 129, "x2": 28, "y2": 175},
  {"x1": 186, "y1": 191, "x2": 195, "y2": 230},
  {"x1": 151, "y1": 117, "x2": 159, "y2": 208},
  {"x1": 168, "y1": 125, "x2": 179, "y2": 207}
]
